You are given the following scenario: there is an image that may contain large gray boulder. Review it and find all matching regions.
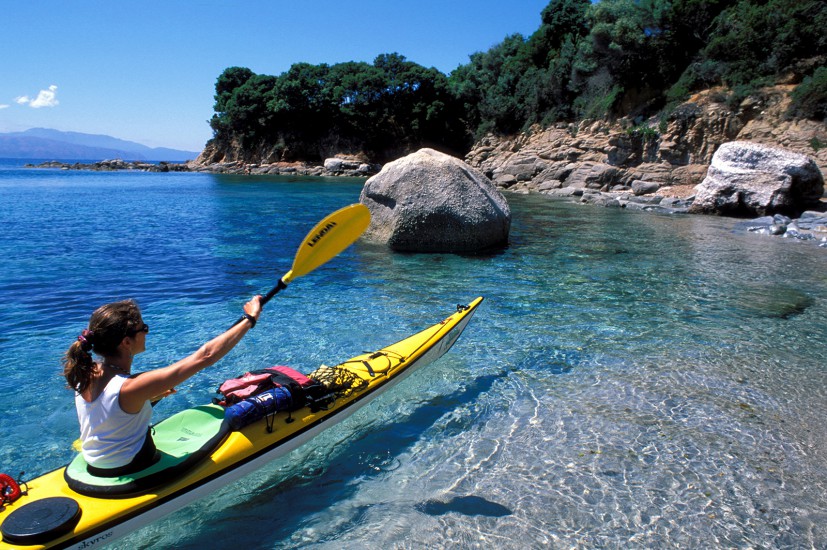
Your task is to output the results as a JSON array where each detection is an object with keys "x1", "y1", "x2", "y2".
[
  {"x1": 359, "y1": 148, "x2": 511, "y2": 252},
  {"x1": 689, "y1": 141, "x2": 824, "y2": 217}
]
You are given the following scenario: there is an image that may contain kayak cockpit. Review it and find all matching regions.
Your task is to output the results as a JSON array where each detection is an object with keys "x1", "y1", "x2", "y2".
[{"x1": 64, "y1": 405, "x2": 230, "y2": 498}]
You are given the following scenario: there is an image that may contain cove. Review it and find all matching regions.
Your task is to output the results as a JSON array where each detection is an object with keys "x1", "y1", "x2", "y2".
[{"x1": 1, "y1": 161, "x2": 826, "y2": 547}]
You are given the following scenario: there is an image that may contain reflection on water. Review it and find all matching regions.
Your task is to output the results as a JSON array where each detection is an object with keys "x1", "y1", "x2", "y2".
[{"x1": 1, "y1": 168, "x2": 826, "y2": 548}]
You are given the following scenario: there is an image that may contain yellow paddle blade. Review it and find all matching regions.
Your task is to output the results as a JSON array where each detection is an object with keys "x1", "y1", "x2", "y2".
[{"x1": 283, "y1": 203, "x2": 371, "y2": 284}]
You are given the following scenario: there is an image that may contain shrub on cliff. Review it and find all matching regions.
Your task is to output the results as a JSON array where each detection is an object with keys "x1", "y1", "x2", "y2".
[{"x1": 788, "y1": 67, "x2": 827, "y2": 121}]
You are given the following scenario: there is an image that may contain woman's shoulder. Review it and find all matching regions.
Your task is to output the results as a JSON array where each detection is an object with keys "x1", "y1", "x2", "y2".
[{"x1": 78, "y1": 369, "x2": 124, "y2": 403}]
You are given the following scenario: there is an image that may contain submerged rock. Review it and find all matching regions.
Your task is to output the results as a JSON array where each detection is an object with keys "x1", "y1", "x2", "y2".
[
  {"x1": 416, "y1": 495, "x2": 512, "y2": 517},
  {"x1": 359, "y1": 148, "x2": 511, "y2": 252},
  {"x1": 734, "y1": 285, "x2": 816, "y2": 319}
]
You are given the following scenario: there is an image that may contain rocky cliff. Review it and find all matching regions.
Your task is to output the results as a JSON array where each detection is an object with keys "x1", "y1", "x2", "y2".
[{"x1": 464, "y1": 86, "x2": 826, "y2": 198}]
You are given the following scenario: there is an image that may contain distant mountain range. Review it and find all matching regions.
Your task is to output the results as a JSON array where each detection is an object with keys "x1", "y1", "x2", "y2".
[{"x1": 0, "y1": 128, "x2": 200, "y2": 161}]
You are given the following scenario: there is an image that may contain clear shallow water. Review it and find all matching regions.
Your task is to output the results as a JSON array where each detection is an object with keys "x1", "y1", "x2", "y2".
[{"x1": 1, "y1": 160, "x2": 826, "y2": 548}]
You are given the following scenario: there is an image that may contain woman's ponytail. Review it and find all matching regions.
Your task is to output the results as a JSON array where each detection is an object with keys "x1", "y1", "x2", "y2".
[{"x1": 63, "y1": 334, "x2": 96, "y2": 393}]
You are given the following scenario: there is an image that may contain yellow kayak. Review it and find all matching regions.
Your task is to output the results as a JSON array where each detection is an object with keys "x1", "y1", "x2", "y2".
[{"x1": 0, "y1": 298, "x2": 483, "y2": 549}]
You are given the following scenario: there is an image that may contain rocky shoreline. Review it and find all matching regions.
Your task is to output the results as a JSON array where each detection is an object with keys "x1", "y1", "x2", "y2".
[
  {"x1": 188, "y1": 156, "x2": 382, "y2": 177},
  {"x1": 539, "y1": 186, "x2": 827, "y2": 247},
  {"x1": 461, "y1": 86, "x2": 826, "y2": 248},
  {"x1": 464, "y1": 86, "x2": 826, "y2": 195},
  {"x1": 28, "y1": 157, "x2": 382, "y2": 178}
]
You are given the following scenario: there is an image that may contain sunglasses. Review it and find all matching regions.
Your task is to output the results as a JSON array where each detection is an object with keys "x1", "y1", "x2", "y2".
[{"x1": 129, "y1": 323, "x2": 150, "y2": 335}]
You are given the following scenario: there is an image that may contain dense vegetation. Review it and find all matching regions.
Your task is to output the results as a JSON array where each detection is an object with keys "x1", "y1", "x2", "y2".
[
  {"x1": 210, "y1": 55, "x2": 467, "y2": 162},
  {"x1": 209, "y1": 0, "x2": 826, "y2": 163}
]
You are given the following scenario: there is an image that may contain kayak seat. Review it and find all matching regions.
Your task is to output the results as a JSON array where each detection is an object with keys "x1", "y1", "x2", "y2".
[{"x1": 64, "y1": 404, "x2": 230, "y2": 498}]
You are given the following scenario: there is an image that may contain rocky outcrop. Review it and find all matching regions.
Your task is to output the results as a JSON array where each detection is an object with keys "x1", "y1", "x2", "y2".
[
  {"x1": 189, "y1": 143, "x2": 381, "y2": 177},
  {"x1": 192, "y1": 141, "x2": 381, "y2": 177},
  {"x1": 187, "y1": 159, "x2": 380, "y2": 177},
  {"x1": 322, "y1": 156, "x2": 381, "y2": 176},
  {"x1": 27, "y1": 159, "x2": 191, "y2": 172},
  {"x1": 465, "y1": 86, "x2": 827, "y2": 200},
  {"x1": 359, "y1": 148, "x2": 511, "y2": 252},
  {"x1": 689, "y1": 141, "x2": 824, "y2": 216}
]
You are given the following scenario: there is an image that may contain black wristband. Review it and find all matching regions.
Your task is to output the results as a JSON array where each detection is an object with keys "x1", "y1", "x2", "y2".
[{"x1": 242, "y1": 313, "x2": 257, "y2": 328}]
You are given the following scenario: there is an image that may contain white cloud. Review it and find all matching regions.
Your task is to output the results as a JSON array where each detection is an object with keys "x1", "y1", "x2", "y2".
[
  {"x1": 0, "y1": 104, "x2": 9, "y2": 109},
  {"x1": 16, "y1": 85, "x2": 59, "y2": 108}
]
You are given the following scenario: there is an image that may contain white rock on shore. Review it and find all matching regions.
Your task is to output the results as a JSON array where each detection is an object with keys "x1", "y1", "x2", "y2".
[{"x1": 689, "y1": 141, "x2": 824, "y2": 216}]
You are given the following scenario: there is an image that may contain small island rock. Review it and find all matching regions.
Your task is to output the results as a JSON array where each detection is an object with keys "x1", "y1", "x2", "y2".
[{"x1": 359, "y1": 148, "x2": 511, "y2": 252}]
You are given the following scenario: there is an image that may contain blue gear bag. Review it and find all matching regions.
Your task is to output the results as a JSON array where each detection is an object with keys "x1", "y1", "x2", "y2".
[{"x1": 224, "y1": 386, "x2": 293, "y2": 431}]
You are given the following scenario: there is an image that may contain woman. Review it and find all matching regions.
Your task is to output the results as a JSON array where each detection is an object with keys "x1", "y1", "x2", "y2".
[{"x1": 63, "y1": 295, "x2": 262, "y2": 476}]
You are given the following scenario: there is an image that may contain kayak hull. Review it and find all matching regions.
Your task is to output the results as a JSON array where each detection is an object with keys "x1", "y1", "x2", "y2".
[{"x1": 0, "y1": 298, "x2": 483, "y2": 549}]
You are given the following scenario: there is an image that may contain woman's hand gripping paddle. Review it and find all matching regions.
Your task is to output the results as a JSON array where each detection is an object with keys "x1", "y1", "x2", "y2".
[{"x1": 232, "y1": 203, "x2": 371, "y2": 326}]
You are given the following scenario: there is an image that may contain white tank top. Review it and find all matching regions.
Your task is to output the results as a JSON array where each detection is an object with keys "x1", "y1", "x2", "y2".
[{"x1": 75, "y1": 374, "x2": 153, "y2": 468}]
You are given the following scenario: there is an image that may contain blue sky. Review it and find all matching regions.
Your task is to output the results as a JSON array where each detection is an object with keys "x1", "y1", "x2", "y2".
[{"x1": 0, "y1": 1, "x2": 549, "y2": 152}]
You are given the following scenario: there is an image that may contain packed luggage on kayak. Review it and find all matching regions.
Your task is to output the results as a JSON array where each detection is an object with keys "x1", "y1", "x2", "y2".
[{"x1": 216, "y1": 364, "x2": 369, "y2": 431}]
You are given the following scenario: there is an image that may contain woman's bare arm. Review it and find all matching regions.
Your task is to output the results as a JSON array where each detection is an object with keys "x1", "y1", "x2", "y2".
[{"x1": 119, "y1": 296, "x2": 262, "y2": 413}]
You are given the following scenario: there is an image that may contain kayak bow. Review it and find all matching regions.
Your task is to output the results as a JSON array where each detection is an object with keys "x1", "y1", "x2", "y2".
[{"x1": 0, "y1": 297, "x2": 483, "y2": 549}]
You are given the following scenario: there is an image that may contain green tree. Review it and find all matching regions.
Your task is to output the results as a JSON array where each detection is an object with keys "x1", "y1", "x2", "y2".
[
  {"x1": 523, "y1": 0, "x2": 591, "y2": 124},
  {"x1": 269, "y1": 63, "x2": 336, "y2": 133},
  {"x1": 700, "y1": 0, "x2": 827, "y2": 87},
  {"x1": 214, "y1": 67, "x2": 255, "y2": 113},
  {"x1": 527, "y1": 0, "x2": 591, "y2": 65},
  {"x1": 449, "y1": 34, "x2": 533, "y2": 137},
  {"x1": 220, "y1": 74, "x2": 278, "y2": 147},
  {"x1": 210, "y1": 67, "x2": 256, "y2": 139}
]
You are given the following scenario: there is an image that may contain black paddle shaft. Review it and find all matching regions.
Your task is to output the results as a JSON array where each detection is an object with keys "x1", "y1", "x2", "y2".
[
  {"x1": 261, "y1": 278, "x2": 288, "y2": 305},
  {"x1": 230, "y1": 278, "x2": 287, "y2": 328}
]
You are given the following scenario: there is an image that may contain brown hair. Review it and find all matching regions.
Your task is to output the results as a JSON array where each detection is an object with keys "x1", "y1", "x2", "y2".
[{"x1": 63, "y1": 300, "x2": 143, "y2": 393}]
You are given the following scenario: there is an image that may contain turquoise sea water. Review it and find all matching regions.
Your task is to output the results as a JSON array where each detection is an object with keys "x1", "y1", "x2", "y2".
[{"x1": 1, "y1": 159, "x2": 827, "y2": 548}]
